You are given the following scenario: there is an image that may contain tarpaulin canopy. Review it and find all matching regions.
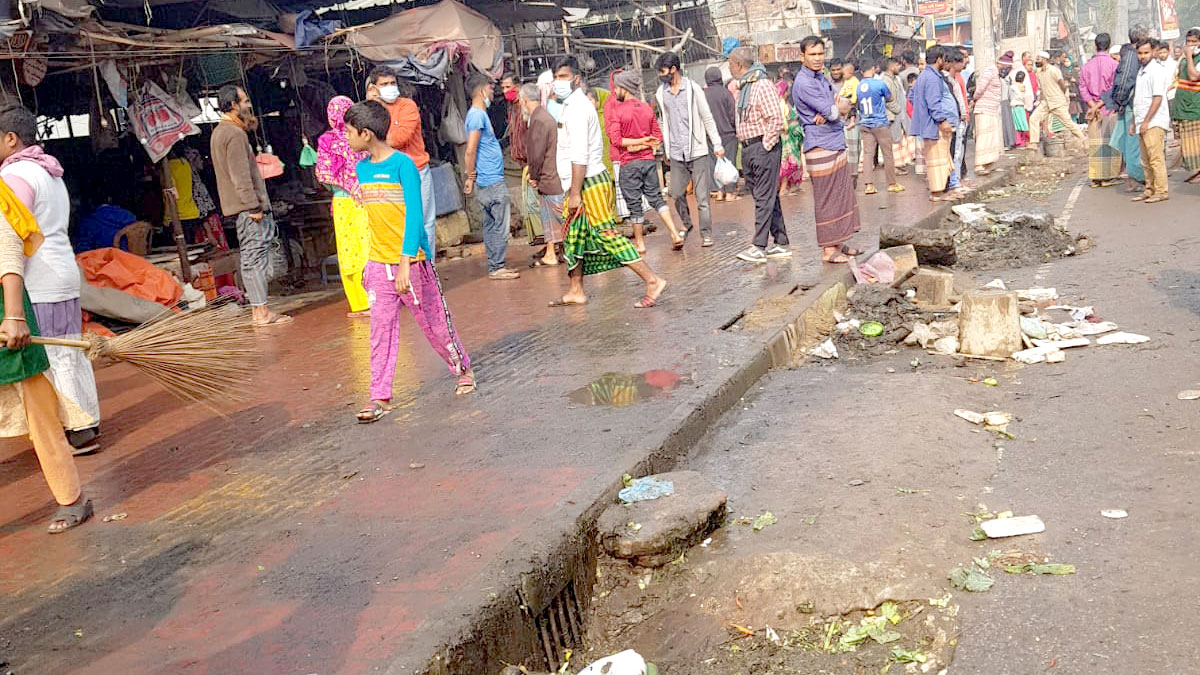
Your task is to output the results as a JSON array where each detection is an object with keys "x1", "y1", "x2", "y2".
[{"x1": 346, "y1": 0, "x2": 502, "y2": 75}]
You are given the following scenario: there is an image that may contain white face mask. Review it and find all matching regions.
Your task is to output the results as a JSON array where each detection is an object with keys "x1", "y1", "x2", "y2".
[
  {"x1": 378, "y1": 84, "x2": 400, "y2": 103},
  {"x1": 553, "y1": 79, "x2": 573, "y2": 101}
]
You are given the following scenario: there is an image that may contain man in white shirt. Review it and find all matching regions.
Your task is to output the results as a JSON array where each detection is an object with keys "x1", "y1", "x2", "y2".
[
  {"x1": 1132, "y1": 38, "x2": 1170, "y2": 203},
  {"x1": 0, "y1": 103, "x2": 102, "y2": 454},
  {"x1": 548, "y1": 56, "x2": 667, "y2": 309}
]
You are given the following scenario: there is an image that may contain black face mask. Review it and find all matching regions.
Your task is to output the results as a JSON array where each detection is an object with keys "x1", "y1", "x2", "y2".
[{"x1": 659, "y1": 73, "x2": 673, "y2": 85}]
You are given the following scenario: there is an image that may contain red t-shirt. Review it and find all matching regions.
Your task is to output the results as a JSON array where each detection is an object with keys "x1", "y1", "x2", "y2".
[{"x1": 603, "y1": 96, "x2": 663, "y2": 165}]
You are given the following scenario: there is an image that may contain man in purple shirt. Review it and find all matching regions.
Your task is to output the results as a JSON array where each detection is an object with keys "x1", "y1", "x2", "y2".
[
  {"x1": 791, "y1": 36, "x2": 861, "y2": 265},
  {"x1": 1079, "y1": 33, "x2": 1122, "y2": 186}
]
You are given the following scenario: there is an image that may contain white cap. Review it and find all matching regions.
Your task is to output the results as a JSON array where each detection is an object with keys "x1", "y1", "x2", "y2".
[
  {"x1": 1037, "y1": 50, "x2": 1051, "y2": 59},
  {"x1": 1109, "y1": 45, "x2": 1121, "y2": 55}
]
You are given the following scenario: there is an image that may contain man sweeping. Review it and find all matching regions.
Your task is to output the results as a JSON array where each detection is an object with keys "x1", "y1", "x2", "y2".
[
  {"x1": 0, "y1": 175, "x2": 92, "y2": 532},
  {"x1": 0, "y1": 104, "x2": 101, "y2": 455}
]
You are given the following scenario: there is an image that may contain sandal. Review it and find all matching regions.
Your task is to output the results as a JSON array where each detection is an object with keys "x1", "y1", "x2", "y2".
[
  {"x1": 840, "y1": 245, "x2": 862, "y2": 256},
  {"x1": 822, "y1": 253, "x2": 852, "y2": 264},
  {"x1": 671, "y1": 237, "x2": 685, "y2": 251},
  {"x1": 1143, "y1": 195, "x2": 1168, "y2": 204},
  {"x1": 455, "y1": 373, "x2": 477, "y2": 396},
  {"x1": 253, "y1": 313, "x2": 294, "y2": 327},
  {"x1": 530, "y1": 257, "x2": 560, "y2": 268},
  {"x1": 701, "y1": 238, "x2": 714, "y2": 247},
  {"x1": 346, "y1": 310, "x2": 371, "y2": 318},
  {"x1": 1130, "y1": 194, "x2": 1147, "y2": 202},
  {"x1": 634, "y1": 296, "x2": 658, "y2": 308},
  {"x1": 357, "y1": 401, "x2": 391, "y2": 424},
  {"x1": 549, "y1": 297, "x2": 587, "y2": 307},
  {"x1": 864, "y1": 184, "x2": 878, "y2": 195},
  {"x1": 48, "y1": 496, "x2": 93, "y2": 534}
]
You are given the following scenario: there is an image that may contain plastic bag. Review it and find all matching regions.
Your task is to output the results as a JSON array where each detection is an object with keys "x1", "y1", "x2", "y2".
[{"x1": 713, "y1": 156, "x2": 739, "y2": 187}]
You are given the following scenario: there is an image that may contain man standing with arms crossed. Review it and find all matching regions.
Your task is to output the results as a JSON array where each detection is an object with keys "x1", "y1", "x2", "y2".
[
  {"x1": 655, "y1": 51, "x2": 725, "y2": 249},
  {"x1": 210, "y1": 84, "x2": 290, "y2": 326},
  {"x1": 792, "y1": 36, "x2": 863, "y2": 264},
  {"x1": 727, "y1": 46, "x2": 791, "y2": 264}
]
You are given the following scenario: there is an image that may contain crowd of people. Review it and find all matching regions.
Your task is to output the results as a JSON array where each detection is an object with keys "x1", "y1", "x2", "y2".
[{"x1": 6, "y1": 27, "x2": 1196, "y2": 535}]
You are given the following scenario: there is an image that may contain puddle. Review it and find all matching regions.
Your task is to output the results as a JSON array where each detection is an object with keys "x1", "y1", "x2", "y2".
[{"x1": 567, "y1": 371, "x2": 689, "y2": 407}]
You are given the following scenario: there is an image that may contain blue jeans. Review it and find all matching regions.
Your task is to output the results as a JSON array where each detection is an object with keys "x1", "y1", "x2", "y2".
[
  {"x1": 476, "y1": 181, "x2": 510, "y2": 273},
  {"x1": 419, "y1": 165, "x2": 436, "y2": 252}
]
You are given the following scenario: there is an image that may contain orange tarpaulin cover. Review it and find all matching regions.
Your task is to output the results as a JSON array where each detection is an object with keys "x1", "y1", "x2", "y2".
[{"x1": 76, "y1": 247, "x2": 183, "y2": 307}]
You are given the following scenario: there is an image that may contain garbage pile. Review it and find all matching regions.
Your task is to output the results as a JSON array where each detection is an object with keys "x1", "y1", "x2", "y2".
[
  {"x1": 809, "y1": 245, "x2": 1149, "y2": 366},
  {"x1": 950, "y1": 204, "x2": 1087, "y2": 271}
]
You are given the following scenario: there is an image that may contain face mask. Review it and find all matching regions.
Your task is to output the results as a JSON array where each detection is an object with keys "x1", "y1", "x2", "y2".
[
  {"x1": 504, "y1": 89, "x2": 518, "y2": 102},
  {"x1": 483, "y1": 95, "x2": 493, "y2": 109},
  {"x1": 379, "y1": 85, "x2": 400, "y2": 103},
  {"x1": 553, "y1": 79, "x2": 573, "y2": 101},
  {"x1": 659, "y1": 73, "x2": 673, "y2": 85}
]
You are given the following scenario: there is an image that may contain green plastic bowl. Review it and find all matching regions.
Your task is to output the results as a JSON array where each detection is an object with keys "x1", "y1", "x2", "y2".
[{"x1": 859, "y1": 321, "x2": 885, "y2": 337}]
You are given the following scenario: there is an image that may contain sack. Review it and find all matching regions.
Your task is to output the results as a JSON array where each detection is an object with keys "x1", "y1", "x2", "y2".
[
  {"x1": 713, "y1": 156, "x2": 739, "y2": 187},
  {"x1": 441, "y1": 97, "x2": 467, "y2": 145},
  {"x1": 256, "y1": 152, "x2": 285, "y2": 179}
]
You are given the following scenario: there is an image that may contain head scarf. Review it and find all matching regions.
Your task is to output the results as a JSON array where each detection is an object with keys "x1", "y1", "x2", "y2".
[
  {"x1": 737, "y1": 61, "x2": 769, "y2": 114},
  {"x1": 315, "y1": 95, "x2": 367, "y2": 199},
  {"x1": 997, "y1": 51, "x2": 1014, "y2": 67}
]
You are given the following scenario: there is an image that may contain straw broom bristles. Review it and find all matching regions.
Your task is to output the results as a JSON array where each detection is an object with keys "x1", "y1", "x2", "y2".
[{"x1": 81, "y1": 302, "x2": 260, "y2": 405}]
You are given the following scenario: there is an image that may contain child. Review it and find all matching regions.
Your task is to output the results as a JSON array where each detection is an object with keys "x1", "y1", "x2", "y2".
[
  {"x1": 1011, "y1": 71, "x2": 1030, "y2": 147},
  {"x1": 343, "y1": 100, "x2": 475, "y2": 423}
]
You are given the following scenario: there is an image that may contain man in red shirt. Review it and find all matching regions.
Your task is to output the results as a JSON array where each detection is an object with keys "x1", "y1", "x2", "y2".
[
  {"x1": 366, "y1": 66, "x2": 436, "y2": 253},
  {"x1": 606, "y1": 69, "x2": 682, "y2": 253}
]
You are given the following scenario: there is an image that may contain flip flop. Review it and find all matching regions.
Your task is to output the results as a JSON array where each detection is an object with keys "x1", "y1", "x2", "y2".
[
  {"x1": 1144, "y1": 195, "x2": 1168, "y2": 204},
  {"x1": 356, "y1": 401, "x2": 391, "y2": 424},
  {"x1": 633, "y1": 296, "x2": 658, "y2": 308},
  {"x1": 455, "y1": 373, "x2": 477, "y2": 396},
  {"x1": 672, "y1": 237, "x2": 685, "y2": 251},
  {"x1": 48, "y1": 497, "x2": 93, "y2": 534},
  {"x1": 254, "y1": 314, "x2": 293, "y2": 327},
  {"x1": 549, "y1": 297, "x2": 587, "y2": 307},
  {"x1": 822, "y1": 253, "x2": 852, "y2": 264},
  {"x1": 840, "y1": 245, "x2": 862, "y2": 256},
  {"x1": 530, "y1": 258, "x2": 559, "y2": 268}
]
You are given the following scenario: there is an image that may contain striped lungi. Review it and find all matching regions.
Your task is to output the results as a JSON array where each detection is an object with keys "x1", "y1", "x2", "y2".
[
  {"x1": 1087, "y1": 114, "x2": 1122, "y2": 181},
  {"x1": 521, "y1": 166, "x2": 544, "y2": 240},
  {"x1": 804, "y1": 148, "x2": 861, "y2": 249},
  {"x1": 562, "y1": 171, "x2": 641, "y2": 276},
  {"x1": 923, "y1": 132, "x2": 953, "y2": 193},
  {"x1": 974, "y1": 112, "x2": 1003, "y2": 169},
  {"x1": 1178, "y1": 119, "x2": 1200, "y2": 171},
  {"x1": 845, "y1": 125, "x2": 861, "y2": 176}
]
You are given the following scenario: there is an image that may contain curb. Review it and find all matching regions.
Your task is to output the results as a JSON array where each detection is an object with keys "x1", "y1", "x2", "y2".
[
  {"x1": 908, "y1": 153, "x2": 1025, "y2": 232},
  {"x1": 402, "y1": 270, "x2": 856, "y2": 675}
]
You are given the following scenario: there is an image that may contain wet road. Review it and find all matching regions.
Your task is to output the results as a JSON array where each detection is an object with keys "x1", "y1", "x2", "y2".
[{"x1": 0, "y1": 170, "x2": 952, "y2": 674}]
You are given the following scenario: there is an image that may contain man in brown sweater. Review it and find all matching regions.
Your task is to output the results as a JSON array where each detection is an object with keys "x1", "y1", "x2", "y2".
[
  {"x1": 210, "y1": 84, "x2": 291, "y2": 326},
  {"x1": 519, "y1": 83, "x2": 564, "y2": 267}
]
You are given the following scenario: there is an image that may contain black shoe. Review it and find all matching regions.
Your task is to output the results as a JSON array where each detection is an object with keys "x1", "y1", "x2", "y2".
[{"x1": 67, "y1": 426, "x2": 101, "y2": 456}]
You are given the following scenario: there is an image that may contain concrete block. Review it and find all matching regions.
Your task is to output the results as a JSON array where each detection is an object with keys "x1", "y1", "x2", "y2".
[
  {"x1": 597, "y1": 471, "x2": 727, "y2": 568},
  {"x1": 959, "y1": 290, "x2": 1023, "y2": 358},
  {"x1": 910, "y1": 268, "x2": 955, "y2": 307},
  {"x1": 882, "y1": 245, "x2": 918, "y2": 278}
]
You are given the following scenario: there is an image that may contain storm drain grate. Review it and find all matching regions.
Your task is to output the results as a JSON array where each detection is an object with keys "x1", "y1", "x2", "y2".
[{"x1": 535, "y1": 579, "x2": 585, "y2": 671}]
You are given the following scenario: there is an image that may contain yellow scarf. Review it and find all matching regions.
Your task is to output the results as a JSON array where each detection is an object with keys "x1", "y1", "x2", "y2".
[{"x1": 0, "y1": 177, "x2": 40, "y2": 257}]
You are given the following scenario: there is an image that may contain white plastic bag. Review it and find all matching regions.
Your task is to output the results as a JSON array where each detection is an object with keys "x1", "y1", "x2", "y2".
[{"x1": 713, "y1": 156, "x2": 739, "y2": 187}]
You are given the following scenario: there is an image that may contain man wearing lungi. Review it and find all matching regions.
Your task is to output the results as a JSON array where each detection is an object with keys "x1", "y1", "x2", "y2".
[{"x1": 1080, "y1": 33, "x2": 1122, "y2": 186}]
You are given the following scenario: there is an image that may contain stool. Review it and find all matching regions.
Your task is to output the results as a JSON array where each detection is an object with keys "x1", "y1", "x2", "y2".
[{"x1": 320, "y1": 254, "x2": 339, "y2": 288}]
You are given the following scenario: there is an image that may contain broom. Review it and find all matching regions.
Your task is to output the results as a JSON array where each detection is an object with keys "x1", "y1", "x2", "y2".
[{"x1": 24, "y1": 302, "x2": 259, "y2": 404}]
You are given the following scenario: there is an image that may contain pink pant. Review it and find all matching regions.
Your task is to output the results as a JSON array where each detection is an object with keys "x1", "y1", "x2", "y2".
[{"x1": 364, "y1": 260, "x2": 471, "y2": 401}]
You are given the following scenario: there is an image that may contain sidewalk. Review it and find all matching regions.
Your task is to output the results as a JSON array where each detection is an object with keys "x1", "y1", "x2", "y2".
[{"x1": 0, "y1": 163, "x2": 996, "y2": 674}]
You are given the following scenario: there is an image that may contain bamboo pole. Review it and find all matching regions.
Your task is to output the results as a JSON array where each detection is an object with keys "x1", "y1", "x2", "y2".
[{"x1": 159, "y1": 159, "x2": 194, "y2": 282}]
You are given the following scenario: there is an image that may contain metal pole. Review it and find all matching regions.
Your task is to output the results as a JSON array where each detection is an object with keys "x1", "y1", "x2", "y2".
[{"x1": 159, "y1": 158, "x2": 193, "y2": 282}]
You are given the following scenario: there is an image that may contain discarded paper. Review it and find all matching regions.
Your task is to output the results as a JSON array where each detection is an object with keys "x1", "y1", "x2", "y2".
[
  {"x1": 1096, "y1": 332, "x2": 1150, "y2": 345},
  {"x1": 1100, "y1": 509, "x2": 1128, "y2": 519},
  {"x1": 980, "y1": 514, "x2": 1045, "y2": 538},
  {"x1": 810, "y1": 338, "x2": 839, "y2": 359}
]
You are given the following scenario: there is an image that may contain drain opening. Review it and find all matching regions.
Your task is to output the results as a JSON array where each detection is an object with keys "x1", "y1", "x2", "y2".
[{"x1": 535, "y1": 580, "x2": 586, "y2": 671}]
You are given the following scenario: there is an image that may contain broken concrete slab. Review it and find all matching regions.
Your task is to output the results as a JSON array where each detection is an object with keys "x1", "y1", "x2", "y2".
[
  {"x1": 597, "y1": 471, "x2": 728, "y2": 567},
  {"x1": 880, "y1": 223, "x2": 958, "y2": 266},
  {"x1": 910, "y1": 269, "x2": 955, "y2": 307}
]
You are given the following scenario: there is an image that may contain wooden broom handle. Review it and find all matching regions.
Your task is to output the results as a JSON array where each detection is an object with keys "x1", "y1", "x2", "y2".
[{"x1": 31, "y1": 336, "x2": 90, "y2": 349}]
